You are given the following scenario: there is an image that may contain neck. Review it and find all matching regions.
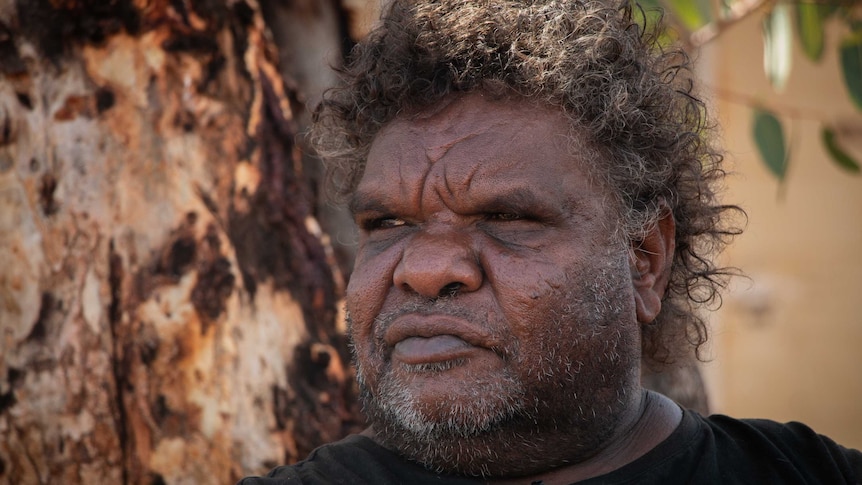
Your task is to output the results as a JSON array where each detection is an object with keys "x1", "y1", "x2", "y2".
[
  {"x1": 487, "y1": 390, "x2": 682, "y2": 485},
  {"x1": 363, "y1": 389, "x2": 682, "y2": 481}
]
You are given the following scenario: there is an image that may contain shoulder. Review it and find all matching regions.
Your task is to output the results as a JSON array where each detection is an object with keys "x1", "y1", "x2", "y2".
[
  {"x1": 587, "y1": 410, "x2": 862, "y2": 484},
  {"x1": 705, "y1": 413, "x2": 859, "y2": 456},
  {"x1": 236, "y1": 435, "x2": 382, "y2": 485},
  {"x1": 235, "y1": 434, "x2": 481, "y2": 485},
  {"x1": 700, "y1": 413, "x2": 862, "y2": 483}
]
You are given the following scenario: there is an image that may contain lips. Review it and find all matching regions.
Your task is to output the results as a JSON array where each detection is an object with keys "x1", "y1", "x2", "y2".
[
  {"x1": 383, "y1": 314, "x2": 495, "y2": 366},
  {"x1": 392, "y1": 335, "x2": 471, "y2": 365}
]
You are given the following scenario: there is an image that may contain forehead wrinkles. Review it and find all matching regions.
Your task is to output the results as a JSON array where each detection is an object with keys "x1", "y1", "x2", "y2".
[
  {"x1": 416, "y1": 106, "x2": 504, "y2": 163},
  {"x1": 411, "y1": 110, "x2": 556, "y2": 212},
  {"x1": 360, "y1": 94, "x2": 592, "y2": 217},
  {"x1": 420, "y1": 125, "x2": 514, "y2": 211}
]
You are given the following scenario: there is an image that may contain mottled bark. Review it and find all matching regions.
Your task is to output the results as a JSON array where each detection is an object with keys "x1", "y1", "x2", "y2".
[
  {"x1": 0, "y1": 1, "x2": 359, "y2": 484},
  {"x1": 260, "y1": 0, "x2": 357, "y2": 278}
]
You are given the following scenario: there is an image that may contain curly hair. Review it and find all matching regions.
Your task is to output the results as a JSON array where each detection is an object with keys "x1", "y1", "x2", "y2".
[{"x1": 310, "y1": 0, "x2": 743, "y2": 369}]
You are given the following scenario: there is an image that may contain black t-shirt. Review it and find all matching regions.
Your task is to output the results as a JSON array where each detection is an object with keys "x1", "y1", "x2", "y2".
[{"x1": 238, "y1": 411, "x2": 862, "y2": 484}]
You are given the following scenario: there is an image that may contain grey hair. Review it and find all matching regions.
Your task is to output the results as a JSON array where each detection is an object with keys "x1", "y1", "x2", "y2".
[{"x1": 310, "y1": 0, "x2": 743, "y2": 368}]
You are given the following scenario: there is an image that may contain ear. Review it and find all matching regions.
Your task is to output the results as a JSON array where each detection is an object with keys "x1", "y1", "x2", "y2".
[{"x1": 630, "y1": 207, "x2": 676, "y2": 324}]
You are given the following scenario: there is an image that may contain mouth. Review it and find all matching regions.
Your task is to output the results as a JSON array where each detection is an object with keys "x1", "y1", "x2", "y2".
[
  {"x1": 392, "y1": 335, "x2": 472, "y2": 365},
  {"x1": 383, "y1": 314, "x2": 496, "y2": 367}
]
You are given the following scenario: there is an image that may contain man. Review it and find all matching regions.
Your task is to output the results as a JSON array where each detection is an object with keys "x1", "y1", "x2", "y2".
[{"x1": 241, "y1": 0, "x2": 862, "y2": 483}]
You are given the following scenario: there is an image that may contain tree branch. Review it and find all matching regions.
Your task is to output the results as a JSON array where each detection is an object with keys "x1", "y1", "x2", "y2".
[
  {"x1": 709, "y1": 84, "x2": 831, "y2": 121},
  {"x1": 690, "y1": 0, "x2": 775, "y2": 48}
]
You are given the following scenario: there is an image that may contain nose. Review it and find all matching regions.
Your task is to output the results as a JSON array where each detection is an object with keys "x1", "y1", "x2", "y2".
[{"x1": 393, "y1": 230, "x2": 483, "y2": 298}]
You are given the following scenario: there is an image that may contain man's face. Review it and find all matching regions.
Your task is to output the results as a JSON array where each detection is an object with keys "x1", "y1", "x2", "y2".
[{"x1": 346, "y1": 93, "x2": 643, "y2": 476}]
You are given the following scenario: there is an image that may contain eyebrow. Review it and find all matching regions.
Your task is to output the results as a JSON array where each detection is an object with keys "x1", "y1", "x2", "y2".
[
  {"x1": 349, "y1": 185, "x2": 570, "y2": 217},
  {"x1": 471, "y1": 187, "x2": 562, "y2": 215},
  {"x1": 348, "y1": 191, "x2": 390, "y2": 215}
]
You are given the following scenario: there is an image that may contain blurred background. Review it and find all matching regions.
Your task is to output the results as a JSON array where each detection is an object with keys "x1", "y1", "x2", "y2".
[
  {"x1": 0, "y1": 1, "x2": 859, "y2": 483},
  {"x1": 697, "y1": 3, "x2": 862, "y2": 450}
]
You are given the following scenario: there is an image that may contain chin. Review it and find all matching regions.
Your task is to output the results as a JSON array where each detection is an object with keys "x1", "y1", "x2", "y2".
[
  {"x1": 358, "y1": 360, "x2": 638, "y2": 478},
  {"x1": 364, "y1": 392, "x2": 623, "y2": 477},
  {"x1": 362, "y1": 359, "x2": 526, "y2": 435}
]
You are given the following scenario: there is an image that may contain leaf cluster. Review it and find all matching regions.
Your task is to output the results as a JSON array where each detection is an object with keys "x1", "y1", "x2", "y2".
[{"x1": 639, "y1": 0, "x2": 862, "y2": 181}]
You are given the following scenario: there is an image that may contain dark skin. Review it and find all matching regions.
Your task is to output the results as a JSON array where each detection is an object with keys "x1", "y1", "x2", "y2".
[{"x1": 347, "y1": 92, "x2": 681, "y2": 483}]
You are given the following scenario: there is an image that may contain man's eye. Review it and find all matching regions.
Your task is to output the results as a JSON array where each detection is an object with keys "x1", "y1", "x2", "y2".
[
  {"x1": 488, "y1": 213, "x2": 525, "y2": 221},
  {"x1": 364, "y1": 217, "x2": 408, "y2": 230}
]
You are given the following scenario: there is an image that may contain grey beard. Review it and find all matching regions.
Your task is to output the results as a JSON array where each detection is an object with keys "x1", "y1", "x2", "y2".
[
  {"x1": 363, "y1": 357, "x2": 526, "y2": 438},
  {"x1": 348, "y1": 251, "x2": 638, "y2": 477},
  {"x1": 352, "y1": 300, "x2": 529, "y2": 440}
]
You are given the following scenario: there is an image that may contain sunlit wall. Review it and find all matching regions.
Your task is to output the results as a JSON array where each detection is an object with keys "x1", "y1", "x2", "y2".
[{"x1": 702, "y1": 12, "x2": 862, "y2": 449}]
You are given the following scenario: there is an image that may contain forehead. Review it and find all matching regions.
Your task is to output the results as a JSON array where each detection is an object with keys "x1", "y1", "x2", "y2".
[{"x1": 355, "y1": 93, "x2": 602, "y2": 210}]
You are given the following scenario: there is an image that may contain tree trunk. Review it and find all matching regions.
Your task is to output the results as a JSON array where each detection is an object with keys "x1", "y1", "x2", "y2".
[{"x1": 0, "y1": 1, "x2": 360, "y2": 484}]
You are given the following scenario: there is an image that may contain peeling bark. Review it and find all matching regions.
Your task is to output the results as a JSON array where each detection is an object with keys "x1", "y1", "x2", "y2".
[
  {"x1": 0, "y1": 1, "x2": 360, "y2": 484},
  {"x1": 260, "y1": 0, "x2": 358, "y2": 279}
]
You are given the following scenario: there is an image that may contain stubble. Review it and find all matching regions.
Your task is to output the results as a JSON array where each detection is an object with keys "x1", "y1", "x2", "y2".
[{"x1": 349, "y1": 250, "x2": 641, "y2": 477}]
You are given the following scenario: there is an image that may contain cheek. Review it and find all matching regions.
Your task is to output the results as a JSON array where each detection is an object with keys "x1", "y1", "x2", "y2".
[
  {"x1": 494, "y1": 249, "x2": 639, "y2": 360},
  {"x1": 483, "y1": 252, "x2": 571, "y2": 321},
  {"x1": 346, "y1": 251, "x2": 399, "y2": 354},
  {"x1": 483, "y1": 257, "x2": 576, "y2": 370}
]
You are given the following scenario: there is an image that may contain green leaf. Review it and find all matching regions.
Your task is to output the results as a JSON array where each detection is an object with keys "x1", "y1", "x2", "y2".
[
  {"x1": 821, "y1": 126, "x2": 861, "y2": 174},
  {"x1": 839, "y1": 36, "x2": 862, "y2": 111},
  {"x1": 753, "y1": 109, "x2": 788, "y2": 180},
  {"x1": 632, "y1": 0, "x2": 677, "y2": 48},
  {"x1": 763, "y1": 4, "x2": 793, "y2": 92},
  {"x1": 667, "y1": 0, "x2": 711, "y2": 32},
  {"x1": 796, "y1": 2, "x2": 827, "y2": 62}
]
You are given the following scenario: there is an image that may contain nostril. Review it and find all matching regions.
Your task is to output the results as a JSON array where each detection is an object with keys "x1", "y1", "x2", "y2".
[{"x1": 439, "y1": 282, "x2": 462, "y2": 298}]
